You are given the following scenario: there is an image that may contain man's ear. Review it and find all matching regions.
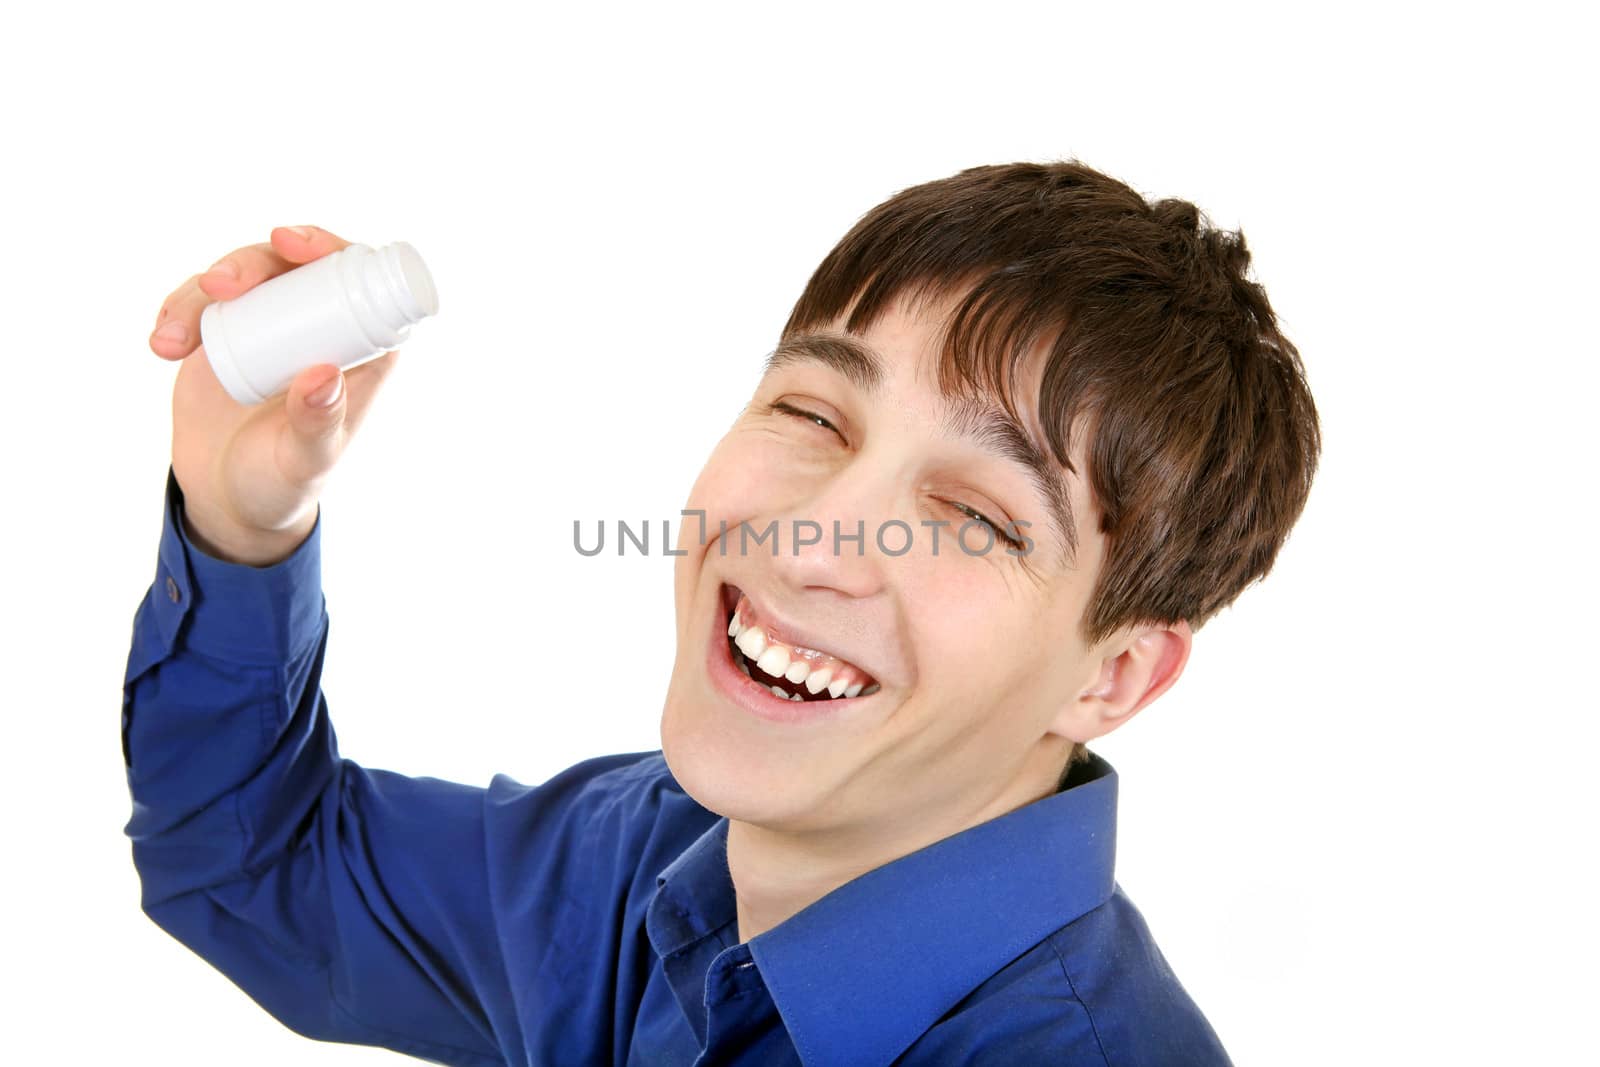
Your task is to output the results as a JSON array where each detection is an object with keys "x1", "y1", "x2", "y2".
[{"x1": 1048, "y1": 620, "x2": 1193, "y2": 744}]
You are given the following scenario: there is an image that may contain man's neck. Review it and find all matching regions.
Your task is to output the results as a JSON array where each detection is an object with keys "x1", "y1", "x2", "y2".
[{"x1": 724, "y1": 756, "x2": 1063, "y2": 944}]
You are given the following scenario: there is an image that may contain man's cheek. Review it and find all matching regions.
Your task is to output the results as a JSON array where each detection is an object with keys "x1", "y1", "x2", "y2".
[{"x1": 701, "y1": 461, "x2": 804, "y2": 544}]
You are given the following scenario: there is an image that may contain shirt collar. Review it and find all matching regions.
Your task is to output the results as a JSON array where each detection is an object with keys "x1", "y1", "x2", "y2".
[{"x1": 648, "y1": 753, "x2": 1118, "y2": 1067}]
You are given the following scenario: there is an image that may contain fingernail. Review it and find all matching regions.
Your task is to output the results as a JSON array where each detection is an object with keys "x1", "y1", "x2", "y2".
[
  {"x1": 308, "y1": 372, "x2": 343, "y2": 408},
  {"x1": 206, "y1": 258, "x2": 238, "y2": 280},
  {"x1": 286, "y1": 226, "x2": 315, "y2": 240},
  {"x1": 153, "y1": 321, "x2": 188, "y2": 344}
]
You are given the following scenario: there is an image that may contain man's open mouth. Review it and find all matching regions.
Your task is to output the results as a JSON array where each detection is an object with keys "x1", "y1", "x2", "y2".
[{"x1": 721, "y1": 584, "x2": 880, "y2": 703}]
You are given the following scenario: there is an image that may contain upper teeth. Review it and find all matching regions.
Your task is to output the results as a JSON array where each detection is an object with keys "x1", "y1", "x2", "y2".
[
  {"x1": 755, "y1": 644, "x2": 790, "y2": 678},
  {"x1": 729, "y1": 608, "x2": 879, "y2": 699}
]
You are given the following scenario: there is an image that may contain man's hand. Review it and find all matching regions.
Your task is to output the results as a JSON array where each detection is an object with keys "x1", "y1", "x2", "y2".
[{"x1": 150, "y1": 225, "x2": 400, "y2": 565}]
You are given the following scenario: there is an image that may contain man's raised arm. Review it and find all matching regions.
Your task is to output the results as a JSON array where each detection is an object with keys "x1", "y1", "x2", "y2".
[
  {"x1": 124, "y1": 226, "x2": 522, "y2": 1063},
  {"x1": 122, "y1": 465, "x2": 512, "y2": 1065}
]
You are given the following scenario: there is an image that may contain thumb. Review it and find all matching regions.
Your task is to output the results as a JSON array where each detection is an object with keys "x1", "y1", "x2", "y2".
[{"x1": 281, "y1": 364, "x2": 347, "y2": 482}]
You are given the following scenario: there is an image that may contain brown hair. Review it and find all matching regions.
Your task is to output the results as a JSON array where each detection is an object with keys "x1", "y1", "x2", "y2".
[{"x1": 780, "y1": 160, "x2": 1321, "y2": 770}]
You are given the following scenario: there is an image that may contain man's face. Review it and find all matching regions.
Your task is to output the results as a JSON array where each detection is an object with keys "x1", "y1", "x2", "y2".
[{"x1": 660, "y1": 291, "x2": 1117, "y2": 846}]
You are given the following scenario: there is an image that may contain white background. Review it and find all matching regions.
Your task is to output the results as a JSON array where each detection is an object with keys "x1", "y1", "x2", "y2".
[{"x1": 3, "y1": 2, "x2": 1595, "y2": 1064}]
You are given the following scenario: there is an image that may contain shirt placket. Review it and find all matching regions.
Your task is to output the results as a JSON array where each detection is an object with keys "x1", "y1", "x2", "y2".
[{"x1": 696, "y1": 946, "x2": 794, "y2": 1067}]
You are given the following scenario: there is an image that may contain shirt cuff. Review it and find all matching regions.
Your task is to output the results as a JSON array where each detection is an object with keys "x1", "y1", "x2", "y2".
[{"x1": 150, "y1": 464, "x2": 326, "y2": 665}]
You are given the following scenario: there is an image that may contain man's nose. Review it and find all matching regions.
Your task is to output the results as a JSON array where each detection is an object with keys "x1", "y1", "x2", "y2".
[{"x1": 763, "y1": 469, "x2": 903, "y2": 601}]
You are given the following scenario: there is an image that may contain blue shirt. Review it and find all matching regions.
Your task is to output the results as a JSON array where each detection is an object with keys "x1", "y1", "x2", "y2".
[{"x1": 122, "y1": 465, "x2": 1233, "y2": 1066}]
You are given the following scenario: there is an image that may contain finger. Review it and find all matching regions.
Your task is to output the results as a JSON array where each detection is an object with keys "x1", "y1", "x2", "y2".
[
  {"x1": 196, "y1": 241, "x2": 295, "y2": 301},
  {"x1": 276, "y1": 353, "x2": 399, "y2": 480},
  {"x1": 278, "y1": 364, "x2": 350, "y2": 484},
  {"x1": 153, "y1": 228, "x2": 355, "y2": 360},
  {"x1": 269, "y1": 225, "x2": 353, "y2": 266},
  {"x1": 150, "y1": 274, "x2": 208, "y2": 360},
  {"x1": 153, "y1": 239, "x2": 296, "y2": 357},
  {"x1": 338, "y1": 350, "x2": 400, "y2": 439}
]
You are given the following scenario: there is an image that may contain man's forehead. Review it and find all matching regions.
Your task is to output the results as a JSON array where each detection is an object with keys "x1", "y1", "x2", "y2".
[{"x1": 763, "y1": 330, "x2": 1083, "y2": 567}]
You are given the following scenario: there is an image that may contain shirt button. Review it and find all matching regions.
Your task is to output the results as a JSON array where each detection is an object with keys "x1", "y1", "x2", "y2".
[{"x1": 166, "y1": 575, "x2": 181, "y2": 603}]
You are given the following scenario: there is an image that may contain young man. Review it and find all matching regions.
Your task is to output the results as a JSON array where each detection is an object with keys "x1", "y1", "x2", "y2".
[{"x1": 125, "y1": 161, "x2": 1319, "y2": 1065}]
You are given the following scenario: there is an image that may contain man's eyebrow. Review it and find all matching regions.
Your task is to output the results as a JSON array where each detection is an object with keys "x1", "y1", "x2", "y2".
[
  {"x1": 764, "y1": 333, "x2": 885, "y2": 396},
  {"x1": 940, "y1": 395, "x2": 1078, "y2": 565}
]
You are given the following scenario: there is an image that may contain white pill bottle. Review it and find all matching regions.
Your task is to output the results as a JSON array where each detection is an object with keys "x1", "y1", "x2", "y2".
[{"x1": 200, "y1": 241, "x2": 439, "y2": 405}]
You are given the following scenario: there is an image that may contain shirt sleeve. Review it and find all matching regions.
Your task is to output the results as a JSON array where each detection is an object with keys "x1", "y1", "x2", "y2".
[{"x1": 121, "y1": 466, "x2": 514, "y2": 1066}]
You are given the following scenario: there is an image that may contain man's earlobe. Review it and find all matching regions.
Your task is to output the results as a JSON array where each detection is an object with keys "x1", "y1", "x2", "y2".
[{"x1": 1050, "y1": 621, "x2": 1193, "y2": 743}]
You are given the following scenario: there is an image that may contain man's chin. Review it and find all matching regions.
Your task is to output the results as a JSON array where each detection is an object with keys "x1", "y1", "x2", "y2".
[{"x1": 660, "y1": 697, "x2": 819, "y2": 827}]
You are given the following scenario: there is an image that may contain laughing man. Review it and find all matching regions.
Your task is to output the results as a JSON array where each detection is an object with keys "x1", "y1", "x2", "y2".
[{"x1": 126, "y1": 160, "x2": 1320, "y2": 1065}]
